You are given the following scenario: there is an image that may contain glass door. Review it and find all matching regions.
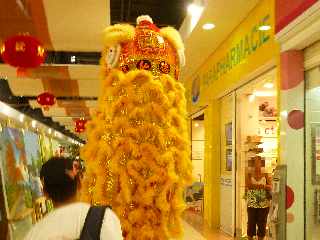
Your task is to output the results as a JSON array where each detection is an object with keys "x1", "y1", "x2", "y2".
[
  {"x1": 305, "y1": 66, "x2": 320, "y2": 240},
  {"x1": 219, "y1": 93, "x2": 236, "y2": 236}
]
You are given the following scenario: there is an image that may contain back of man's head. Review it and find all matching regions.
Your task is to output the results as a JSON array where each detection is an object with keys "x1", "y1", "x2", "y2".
[{"x1": 40, "y1": 157, "x2": 78, "y2": 204}]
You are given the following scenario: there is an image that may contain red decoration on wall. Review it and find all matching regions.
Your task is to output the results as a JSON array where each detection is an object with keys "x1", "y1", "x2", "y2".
[
  {"x1": 0, "y1": 35, "x2": 46, "y2": 68},
  {"x1": 280, "y1": 51, "x2": 304, "y2": 90},
  {"x1": 288, "y1": 110, "x2": 304, "y2": 130},
  {"x1": 37, "y1": 92, "x2": 55, "y2": 110},
  {"x1": 286, "y1": 185, "x2": 295, "y2": 209}
]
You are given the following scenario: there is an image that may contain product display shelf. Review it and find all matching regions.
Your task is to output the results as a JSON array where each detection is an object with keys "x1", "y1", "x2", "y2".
[
  {"x1": 243, "y1": 136, "x2": 263, "y2": 165},
  {"x1": 259, "y1": 116, "x2": 277, "y2": 122},
  {"x1": 260, "y1": 135, "x2": 277, "y2": 138}
]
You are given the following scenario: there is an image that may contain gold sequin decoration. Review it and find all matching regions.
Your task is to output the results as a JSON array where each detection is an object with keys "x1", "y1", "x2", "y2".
[
  {"x1": 129, "y1": 178, "x2": 134, "y2": 185},
  {"x1": 102, "y1": 132, "x2": 114, "y2": 144},
  {"x1": 129, "y1": 202, "x2": 135, "y2": 209},
  {"x1": 120, "y1": 108, "x2": 128, "y2": 116},
  {"x1": 129, "y1": 118, "x2": 144, "y2": 127},
  {"x1": 119, "y1": 128, "x2": 125, "y2": 136},
  {"x1": 165, "y1": 139, "x2": 173, "y2": 148},
  {"x1": 118, "y1": 88, "x2": 128, "y2": 97},
  {"x1": 141, "y1": 168, "x2": 151, "y2": 178},
  {"x1": 111, "y1": 78, "x2": 119, "y2": 86},
  {"x1": 106, "y1": 96, "x2": 115, "y2": 103},
  {"x1": 119, "y1": 153, "x2": 128, "y2": 166}
]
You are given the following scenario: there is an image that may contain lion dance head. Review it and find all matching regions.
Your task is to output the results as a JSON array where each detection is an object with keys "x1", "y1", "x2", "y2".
[{"x1": 80, "y1": 16, "x2": 192, "y2": 240}]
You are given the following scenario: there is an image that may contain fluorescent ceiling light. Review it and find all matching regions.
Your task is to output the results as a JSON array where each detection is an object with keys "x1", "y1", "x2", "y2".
[
  {"x1": 248, "y1": 94, "x2": 255, "y2": 102},
  {"x1": 263, "y1": 82, "x2": 274, "y2": 89},
  {"x1": 187, "y1": 3, "x2": 203, "y2": 16},
  {"x1": 2, "y1": 105, "x2": 10, "y2": 116},
  {"x1": 280, "y1": 110, "x2": 288, "y2": 118},
  {"x1": 19, "y1": 114, "x2": 25, "y2": 123},
  {"x1": 202, "y1": 23, "x2": 215, "y2": 30},
  {"x1": 187, "y1": 3, "x2": 204, "y2": 31},
  {"x1": 70, "y1": 55, "x2": 76, "y2": 63},
  {"x1": 31, "y1": 120, "x2": 37, "y2": 128},
  {"x1": 258, "y1": 25, "x2": 271, "y2": 31},
  {"x1": 254, "y1": 91, "x2": 276, "y2": 97}
]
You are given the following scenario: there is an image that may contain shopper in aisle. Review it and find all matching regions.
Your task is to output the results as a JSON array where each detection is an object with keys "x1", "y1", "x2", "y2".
[
  {"x1": 24, "y1": 157, "x2": 123, "y2": 240},
  {"x1": 245, "y1": 156, "x2": 272, "y2": 240}
]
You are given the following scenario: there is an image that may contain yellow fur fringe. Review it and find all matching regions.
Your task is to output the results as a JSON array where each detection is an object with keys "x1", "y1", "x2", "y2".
[
  {"x1": 82, "y1": 19, "x2": 191, "y2": 240},
  {"x1": 102, "y1": 24, "x2": 135, "y2": 47},
  {"x1": 160, "y1": 27, "x2": 184, "y2": 51}
]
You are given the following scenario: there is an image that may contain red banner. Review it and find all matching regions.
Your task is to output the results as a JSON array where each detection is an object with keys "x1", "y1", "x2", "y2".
[{"x1": 276, "y1": 0, "x2": 318, "y2": 33}]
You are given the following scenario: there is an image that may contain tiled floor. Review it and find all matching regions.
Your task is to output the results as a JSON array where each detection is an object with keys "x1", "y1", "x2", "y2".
[
  {"x1": 182, "y1": 210, "x2": 234, "y2": 240},
  {"x1": 181, "y1": 220, "x2": 205, "y2": 240}
]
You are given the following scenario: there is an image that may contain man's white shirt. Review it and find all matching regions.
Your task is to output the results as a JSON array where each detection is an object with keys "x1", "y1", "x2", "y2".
[{"x1": 24, "y1": 202, "x2": 123, "y2": 240}]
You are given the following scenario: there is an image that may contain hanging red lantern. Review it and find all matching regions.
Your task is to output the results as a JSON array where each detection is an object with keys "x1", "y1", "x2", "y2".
[
  {"x1": 0, "y1": 34, "x2": 45, "y2": 68},
  {"x1": 37, "y1": 92, "x2": 55, "y2": 111},
  {"x1": 76, "y1": 118, "x2": 87, "y2": 129},
  {"x1": 16, "y1": 67, "x2": 28, "y2": 77},
  {"x1": 74, "y1": 127, "x2": 85, "y2": 133},
  {"x1": 75, "y1": 119, "x2": 87, "y2": 133}
]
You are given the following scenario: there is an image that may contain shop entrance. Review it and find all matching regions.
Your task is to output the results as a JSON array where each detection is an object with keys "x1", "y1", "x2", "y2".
[
  {"x1": 183, "y1": 112, "x2": 205, "y2": 230},
  {"x1": 219, "y1": 68, "x2": 278, "y2": 238},
  {"x1": 305, "y1": 64, "x2": 320, "y2": 240},
  {"x1": 235, "y1": 69, "x2": 278, "y2": 238}
]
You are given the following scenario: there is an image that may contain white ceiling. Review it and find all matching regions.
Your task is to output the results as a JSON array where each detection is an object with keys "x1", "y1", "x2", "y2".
[
  {"x1": 181, "y1": 0, "x2": 260, "y2": 81},
  {"x1": 43, "y1": 0, "x2": 110, "y2": 51}
]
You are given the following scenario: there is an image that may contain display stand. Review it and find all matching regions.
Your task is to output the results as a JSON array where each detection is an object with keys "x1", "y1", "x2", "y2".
[
  {"x1": 269, "y1": 165, "x2": 287, "y2": 240},
  {"x1": 258, "y1": 116, "x2": 277, "y2": 174}
]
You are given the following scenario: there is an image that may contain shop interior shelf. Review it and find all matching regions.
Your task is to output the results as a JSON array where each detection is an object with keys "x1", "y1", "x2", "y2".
[
  {"x1": 259, "y1": 116, "x2": 277, "y2": 121},
  {"x1": 259, "y1": 135, "x2": 277, "y2": 138}
]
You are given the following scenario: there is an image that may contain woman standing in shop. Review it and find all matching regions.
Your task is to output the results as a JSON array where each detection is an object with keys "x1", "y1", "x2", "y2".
[{"x1": 245, "y1": 156, "x2": 272, "y2": 240}]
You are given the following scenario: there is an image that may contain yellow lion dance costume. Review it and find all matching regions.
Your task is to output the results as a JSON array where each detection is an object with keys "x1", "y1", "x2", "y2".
[{"x1": 80, "y1": 15, "x2": 193, "y2": 240}]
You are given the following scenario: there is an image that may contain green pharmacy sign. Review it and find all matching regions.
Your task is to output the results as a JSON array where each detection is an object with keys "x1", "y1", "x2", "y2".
[{"x1": 203, "y1": 14, "x2": 271, "y2": 87}]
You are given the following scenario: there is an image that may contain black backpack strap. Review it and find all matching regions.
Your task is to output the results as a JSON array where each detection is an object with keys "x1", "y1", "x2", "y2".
[{"x1": 80, "y1": 206, "x2": 110, "y2": 240}]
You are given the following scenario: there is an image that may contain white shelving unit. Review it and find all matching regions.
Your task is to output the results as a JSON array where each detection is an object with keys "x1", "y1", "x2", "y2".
[{"x1": 258, "y1": 115, "x2": 278, "y2": 173}]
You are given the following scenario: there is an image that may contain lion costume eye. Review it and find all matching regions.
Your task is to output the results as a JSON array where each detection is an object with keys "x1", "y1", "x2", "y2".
[{"x1": 105, "y1": 44, "x2": 121, "y2": 68}]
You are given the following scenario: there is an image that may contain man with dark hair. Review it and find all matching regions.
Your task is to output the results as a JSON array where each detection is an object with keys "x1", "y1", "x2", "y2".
[{"x1": 24, "y1": 157, "x2": 122, "y2": 240}]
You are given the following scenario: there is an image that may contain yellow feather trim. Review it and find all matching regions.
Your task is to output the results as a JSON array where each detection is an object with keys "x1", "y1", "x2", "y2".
[
  {"x1": 102, "y1": 24, "x2": 135, "y2": 47},
  {"x1": 160, "y1": 27, "x2": 184, "y2": 51}
]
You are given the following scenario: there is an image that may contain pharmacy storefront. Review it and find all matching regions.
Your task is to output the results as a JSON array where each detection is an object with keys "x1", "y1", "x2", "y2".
[{"x1": 186, "y1": 0, "x2": 281, "y2": 238}]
